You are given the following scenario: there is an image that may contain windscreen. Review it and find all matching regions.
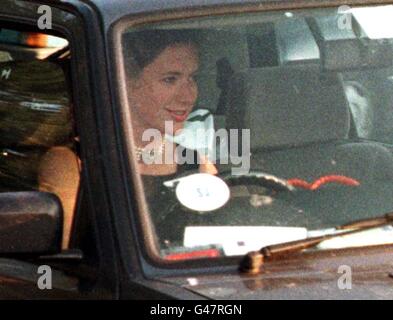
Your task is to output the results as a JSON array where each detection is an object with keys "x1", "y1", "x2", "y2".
[{"x1": 120, "y1": 5, "x2": 393, "y2": 261}]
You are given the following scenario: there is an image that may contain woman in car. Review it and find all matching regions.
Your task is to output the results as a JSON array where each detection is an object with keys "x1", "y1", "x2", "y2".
[
  {"x1": 123, "y1": 30, "x2": 218, "y2": 247},
  {"x1": 123, "y1": 29, "x2": 217, "y2": 176}
]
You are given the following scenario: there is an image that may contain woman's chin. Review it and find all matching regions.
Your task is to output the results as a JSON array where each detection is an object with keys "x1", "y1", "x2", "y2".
[
  {"x1": 166, "y1": 124, "x2": 185, "y2": 137},
  {"x1": 155, "y1": 120, "x2": 186, "y2": 137},
  {"x1": 174, "y1": 126, "x2": 185, "y2": 135}
]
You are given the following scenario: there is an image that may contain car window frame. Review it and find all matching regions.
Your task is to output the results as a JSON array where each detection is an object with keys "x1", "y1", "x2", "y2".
[
  {"x1": 110, "y1": 0, "x2": 393, "y2": 278},
  {"x1": 0, "y1": 0, "x2": 120, "y2": 298}
]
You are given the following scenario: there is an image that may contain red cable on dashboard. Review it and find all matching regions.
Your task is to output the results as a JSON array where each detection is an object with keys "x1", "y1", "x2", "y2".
[{"x1": 287, "y1": 175, "x2": 360, "y2": 190}]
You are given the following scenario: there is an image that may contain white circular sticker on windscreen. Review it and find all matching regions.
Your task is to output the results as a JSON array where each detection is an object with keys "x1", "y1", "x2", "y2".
[{"x1": 175, "y1": 173, "x2": 230, "y2": 212}]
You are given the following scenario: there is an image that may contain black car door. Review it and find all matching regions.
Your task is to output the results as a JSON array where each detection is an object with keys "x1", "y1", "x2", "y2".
[{"x1": 0, "y1": 0, "x2": 118, "y2": 299}]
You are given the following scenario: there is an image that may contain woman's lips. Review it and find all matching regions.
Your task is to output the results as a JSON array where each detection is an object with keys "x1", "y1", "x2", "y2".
[{"x1": 166, "y1": 109, "x2": 189, "y2": 122}]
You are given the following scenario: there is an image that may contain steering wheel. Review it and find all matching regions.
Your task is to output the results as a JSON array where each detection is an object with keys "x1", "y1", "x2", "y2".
[
  {"x1": 164, "y1": 170, "x2": 294, "y2": 193},
  {"x1": 218, "y1": 170, "x2": 295, "y2": 192},
  {"x1": 159, "y1": 170, "x2": 298, "y2": 245}
]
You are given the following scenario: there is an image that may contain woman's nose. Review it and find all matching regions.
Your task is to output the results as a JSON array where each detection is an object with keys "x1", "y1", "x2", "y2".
[{"x1": 176, "y1": 79, "x2": 197, "y2": 105}]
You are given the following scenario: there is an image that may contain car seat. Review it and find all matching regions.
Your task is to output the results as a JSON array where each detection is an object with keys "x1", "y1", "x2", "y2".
[
  {"x1": 38, "y1": 146, "x2": 80, "y2": 249},
  {"x1": 0, "y1": 59, "x2": 80, "y2": 249},
  {"x1": 223, "y1": 65, "x2": 393, "y2": 226},
  {"x1": 224, "y1": 65, "x2": 393, "y2": 183}
]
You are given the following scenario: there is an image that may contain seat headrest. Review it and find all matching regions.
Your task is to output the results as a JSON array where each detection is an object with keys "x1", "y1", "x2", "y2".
[
  {"x1": 0, "y1": 60, "x2": 72, "y2": 148},
  {"x1": 225, "y1": 66, "x2": 351, "y2": 150}
]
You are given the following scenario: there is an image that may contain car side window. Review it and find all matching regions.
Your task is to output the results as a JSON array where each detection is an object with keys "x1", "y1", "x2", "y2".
[{"x1": 0, "y1": 28, "x2": 80, "y2": 249}]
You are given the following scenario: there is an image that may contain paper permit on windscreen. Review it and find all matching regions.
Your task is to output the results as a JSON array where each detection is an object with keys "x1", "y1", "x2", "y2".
[
  {"x1": 314, "y1": 225, "x2": 393, "y2": 249},
  {"x1": 184, "y1": 226, "x2": 308, "y2": 256}
]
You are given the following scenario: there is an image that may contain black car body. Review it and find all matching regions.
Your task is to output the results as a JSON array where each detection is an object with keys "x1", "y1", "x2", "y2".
[{"x1": 0, "y1": 0, "x2": 393, "y2": 300}]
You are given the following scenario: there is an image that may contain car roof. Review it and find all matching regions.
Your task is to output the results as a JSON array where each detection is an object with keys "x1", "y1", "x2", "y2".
[
  {"x1": 85, "y1": 0, "x2": 278, "y2": 14},
  {"x1": 59, "y1": 0, "x2": 390, "y2": 29},
  {"x1": 81, "y1": 0, "x2": 275, "y2": 28},
  {"x1": 79, "y1": 0, "x2": 389, "y2": 14}
]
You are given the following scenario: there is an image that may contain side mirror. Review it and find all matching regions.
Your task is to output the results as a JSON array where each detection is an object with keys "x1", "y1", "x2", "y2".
[{"x1": 0, "y1": 191, "x2": 62, "y2": 254}]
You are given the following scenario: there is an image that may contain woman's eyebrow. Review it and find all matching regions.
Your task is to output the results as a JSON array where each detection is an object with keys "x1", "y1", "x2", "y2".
[
  {"x1": 160, "y1": 68, "x2": 199, "y2": 77},
  {"x1": 159, "y1": 71, "x2": 182, "y2": 77}
]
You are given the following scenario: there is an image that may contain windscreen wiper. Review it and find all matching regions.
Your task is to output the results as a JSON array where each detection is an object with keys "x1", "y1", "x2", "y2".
[{"x1": 239, "y1": 212, "x2": 393, "y2": 274}]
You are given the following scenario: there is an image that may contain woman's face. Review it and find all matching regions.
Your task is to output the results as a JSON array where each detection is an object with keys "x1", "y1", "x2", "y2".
[{"x1": 130, "y1": 44, "x2": 199, "y2": 136}]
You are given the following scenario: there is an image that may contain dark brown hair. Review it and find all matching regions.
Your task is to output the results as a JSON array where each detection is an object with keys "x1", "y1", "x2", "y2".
[{"x1": 122, "y1": 29, "x2": 199, "y2": 79}]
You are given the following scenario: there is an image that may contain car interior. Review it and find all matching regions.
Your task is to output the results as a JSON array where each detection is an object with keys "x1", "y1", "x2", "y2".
[
  {"x1": 150, "y1": 12, "x2": 393, "y2": 247},
  {"x1": 0, "y1": 26, "x2": 80, "y2": 249}
]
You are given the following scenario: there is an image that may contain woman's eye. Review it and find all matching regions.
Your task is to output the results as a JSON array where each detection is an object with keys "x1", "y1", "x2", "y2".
[{"x1": 162, "y1": 76, "x2": 177, "y2": 84}]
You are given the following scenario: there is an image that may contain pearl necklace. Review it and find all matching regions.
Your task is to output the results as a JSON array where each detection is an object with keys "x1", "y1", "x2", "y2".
[{"x1": 135, "y1": 140, "x2": 165, "y2": 162}]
